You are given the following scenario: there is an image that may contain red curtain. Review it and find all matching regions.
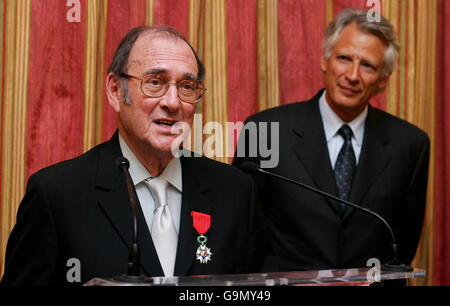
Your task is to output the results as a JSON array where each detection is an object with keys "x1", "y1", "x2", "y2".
[
  {"x1": 225, "y1": 0, "x2": 258, "y2": 124},
  {"x1": 434, "y1": 0, "x2": 450, "y2": 286},
  {"x1": 26, "y1": 0, "x2": 86, "y2": 178},
  {"x1": 154, "y1": 0, "x2": 189, "y2": 38},
  {"x1": 278, "y1": 0, "x2": 326, "y2": 105},
  {"x1": 102, "y1": 0, "x2": 146, "y2": 141}
]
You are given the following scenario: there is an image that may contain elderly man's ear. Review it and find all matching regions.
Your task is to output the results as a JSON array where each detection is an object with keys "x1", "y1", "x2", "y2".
[{"x1": 106, "y1": 73, "x2": 123, "y2": 112}]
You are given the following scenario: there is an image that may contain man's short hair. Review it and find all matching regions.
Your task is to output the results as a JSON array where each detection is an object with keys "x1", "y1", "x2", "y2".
[
  {"x1": 108, "y1": 25, "x2": 205, "y2": 104},
  {"x1": 322, "y1": 8, "x2": 400, "y2": 78}
]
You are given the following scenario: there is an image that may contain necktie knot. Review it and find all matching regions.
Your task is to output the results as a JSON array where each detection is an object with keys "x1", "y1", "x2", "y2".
[
  {"x1": 338, "y1": 124, "x2": 353, "y2": 142},
  {"x1": 144, "y1": 177, "x2": 168, "y2": 210}
]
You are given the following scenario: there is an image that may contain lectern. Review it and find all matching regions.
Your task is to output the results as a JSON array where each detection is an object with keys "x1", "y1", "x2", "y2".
[{"x1": 84, "y1": 267, "x2": 425, "y2": 286}]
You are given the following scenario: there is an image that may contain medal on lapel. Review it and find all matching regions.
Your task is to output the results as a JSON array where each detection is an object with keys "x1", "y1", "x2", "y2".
[{"x1": 191, "y1": 211, "x2": 212, "y2": 264}]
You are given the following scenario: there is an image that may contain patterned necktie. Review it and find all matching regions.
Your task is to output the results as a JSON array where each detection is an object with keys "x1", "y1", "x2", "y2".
[
  {"x1": 144, "y1": 177, "x2": 178, "y2": 277},
  {"x1": 333, "y1": 125, "x2": 356, "y2": 213}
]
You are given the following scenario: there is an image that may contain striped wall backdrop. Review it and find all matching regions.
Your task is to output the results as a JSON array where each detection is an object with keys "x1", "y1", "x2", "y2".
[{"x1": 0, "y1": 0, "x2": 448, "y2": 285}]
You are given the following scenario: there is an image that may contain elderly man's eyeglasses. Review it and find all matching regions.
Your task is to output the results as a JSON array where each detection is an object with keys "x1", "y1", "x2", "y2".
[{"x1": 120, "y1": 73, "x2": 206, "y2": 104}]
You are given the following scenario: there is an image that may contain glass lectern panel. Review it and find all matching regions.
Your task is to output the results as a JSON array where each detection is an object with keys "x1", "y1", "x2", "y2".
[{"x1": 84, "y1": 268, "x2": 425, "y2": 286}]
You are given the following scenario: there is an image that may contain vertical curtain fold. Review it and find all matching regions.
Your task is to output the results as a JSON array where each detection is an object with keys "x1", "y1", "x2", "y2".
[
  {"x1": 277, "y1": 0, "x2": 326, "y2": 105},
  {"x1": 146, "y1": 0, "x2": 154, "y2": 25},
  {"x1": 410, "y1": 0, "x2": 437, "y2": 286},
  {"x1": 154, "y1": 0, "x2": 189, "y2": 38},
  {"x1": 102, "y1": 0, "x2": 147, "y2": 141},
  {"x1": 185, "y1": 0, "x2": 204, "y2": 155},
  {"x1": 434, "y1": 0, "x2": 450, "y2": 286},
  {"x1": 25, "y1": 0, "x2": 87, "y2": 182},
  {"x1": 256, "y1": 0, "x2": 279, "y2": 111},
  {"x1": 383, "y1": 0, "x2": 400, "y2": 114},
  {"x1": 202, "y1": 0, "x2": 229, "y2": 163},
  {"x1": 225, "y1": 0, "x2": 258, "y2": 153},
  {"x1": 381, "y1": 0, "x2": 438, "y2": 286},
  {"x1": 0, "y1": 0, "x2": 31, "y2": 277},
  {"x1": 83, "y1": 0, "x2": 108, "y2": 151},
  {"x1": 0, "y1": 1, "x2": 4, "y2": 227}
]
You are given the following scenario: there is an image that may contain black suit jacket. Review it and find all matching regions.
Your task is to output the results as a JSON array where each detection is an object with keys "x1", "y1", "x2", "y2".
[
  {"x1": 1, "y1": 132, "x2": 268, "y2": 286},
  {"x1": 233, "y1": 90, "x2": 430, "y2": 271}
]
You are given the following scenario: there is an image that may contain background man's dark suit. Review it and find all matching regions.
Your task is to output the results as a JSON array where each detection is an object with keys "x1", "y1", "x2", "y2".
[
  {"x1": 233, "y1": 90, "x2": 429, "y2": 271},
  {"x1": 1, "y1": 132, "x2": 266, "y2": 285}
]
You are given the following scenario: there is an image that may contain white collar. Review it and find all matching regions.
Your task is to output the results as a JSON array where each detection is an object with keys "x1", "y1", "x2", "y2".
[
  {"x1": 118, "y1": 134, "x2": 182, "y2": 191},
  {"x1": 318, "y1": 90, "x2": 367, "y2": 146}
]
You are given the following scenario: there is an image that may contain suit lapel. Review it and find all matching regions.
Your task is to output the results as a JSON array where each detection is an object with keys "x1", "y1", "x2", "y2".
[
  {"x1": 343, "y1": 106, "x2": 392, "y2": 219},
  {"x1": 291, "y1": 92, "x2": 341, "y2": 215},
  {"x1": 174, "y1": 155, "x2": 214, "y2": 276},
  {"x1": 292, "y1": 96, "x2": 392, "y2": 219},
  {"x1": 95, "y1": 139, "x2": 216, "y2": 276},
  {"x1": 95, "y1": 132, "x2": 163, "y2": 276}
]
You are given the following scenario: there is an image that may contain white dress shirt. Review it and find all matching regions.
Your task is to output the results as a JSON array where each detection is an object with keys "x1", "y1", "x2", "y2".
[
  {"x1": 318, "y1": 91, "x2": 368, "y2": 169},
  {"x1": 119, "y1": 134, "x2": 182, "y2": 234}
]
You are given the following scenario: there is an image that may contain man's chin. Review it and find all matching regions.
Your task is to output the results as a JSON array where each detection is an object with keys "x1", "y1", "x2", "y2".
[
  {"x1": 148, "y1": 137, "x2": 184, "y2": 157},
  {"x1": 334, "y1": 92, "x2": 365, "y2": 108}
]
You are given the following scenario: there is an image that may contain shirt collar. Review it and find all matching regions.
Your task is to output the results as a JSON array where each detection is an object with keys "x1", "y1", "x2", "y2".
[
  {"x1": 118, "y1": 134, "x2": 182, "y2": 192},
  {"x1": 318, "y1": 90, "x2": 367, "y2": 146}
]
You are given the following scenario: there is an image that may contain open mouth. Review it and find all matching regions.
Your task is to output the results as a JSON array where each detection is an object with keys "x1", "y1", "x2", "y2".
[{"x1": 155, "y1": 120, "x2": 177, "y2": 126}]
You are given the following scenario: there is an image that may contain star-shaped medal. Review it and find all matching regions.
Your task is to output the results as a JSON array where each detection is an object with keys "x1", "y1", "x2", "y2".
[{"x1": 196, "y1": 244, "x2": 213, "y2": 264}]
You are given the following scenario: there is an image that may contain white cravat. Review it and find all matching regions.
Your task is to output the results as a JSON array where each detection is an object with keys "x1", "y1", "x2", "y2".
[{"x1": 144, "y1": 177, "x2": 178, "y2": 277}]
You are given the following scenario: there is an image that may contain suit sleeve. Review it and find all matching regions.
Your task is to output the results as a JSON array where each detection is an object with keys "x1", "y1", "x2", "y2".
[
  {"x1": 398, "y1": 134, "x2": 430, "y2": 264},
  {"x1": 1, "y1": 174, "x2": 59, "y2": 286}
]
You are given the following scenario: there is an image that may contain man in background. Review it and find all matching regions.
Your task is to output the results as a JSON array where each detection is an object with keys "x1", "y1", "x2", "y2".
[{"x1": 234, "y1": 8, "x2": 429, "y2": 271}]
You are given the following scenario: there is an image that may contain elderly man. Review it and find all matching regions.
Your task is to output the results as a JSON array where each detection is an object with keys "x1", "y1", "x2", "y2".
[
  {"x1": 1, "y1": 25, "x2": 267, "y2": 286},
  {"x1": 233, "y1": 8, "x2": 429, "y2": 271}
]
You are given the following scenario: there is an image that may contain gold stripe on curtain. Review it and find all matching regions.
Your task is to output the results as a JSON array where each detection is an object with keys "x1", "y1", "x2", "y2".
[
  {"x1": 0, "y1": 1, "x2": 3, "y2": 95},
  {"x1": 411, "y1": 0, "x2": 437, "y2": 286},
  {"x1": 146, "y1": 0, "x2": 154, "y2": 25},
  {"x1": 187, "y1": 0, "x2": 204, "y2": 156},
  {"x1": 83, "y1": 0, "x2": 108, "y2": 152},
  {"x1": 0, "y1": 0, "x2": 3, "y2": 278},
  {"x1": 203, "y1": 0, "x2": 228, "y2": 163},
  {"x1": 383, "y1": 0, "x2": 400, "y2": 116},
  {"x1": 0, "y1": 0, "x2": 31, "y2": 276},
  {"x1": 326, "y1": 0, "x2": 334, "y2": 25},
  {"x1": 398, "y1": 0, "x2": 407, "y2": 118},
  {"x1": 188, "y1": 0, "x2": 203, "y2": 54},
  {"x1": 257, "y1": 0, "x2": 279, "y2": 112},
  {"x1": 383, "y1": 0, "x2": 437, "y2": 286},
  {"x1": 405, "y1": 1, "x2": 416, "y2": 122}
]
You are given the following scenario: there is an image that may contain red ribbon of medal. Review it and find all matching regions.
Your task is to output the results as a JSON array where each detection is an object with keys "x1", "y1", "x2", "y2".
[
  {"x1": 191, "y1": 211, "x2": 212, "y2": 264},
  {"x1": 191, "y1": 211, "x2": 211, "y2": 234}
]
